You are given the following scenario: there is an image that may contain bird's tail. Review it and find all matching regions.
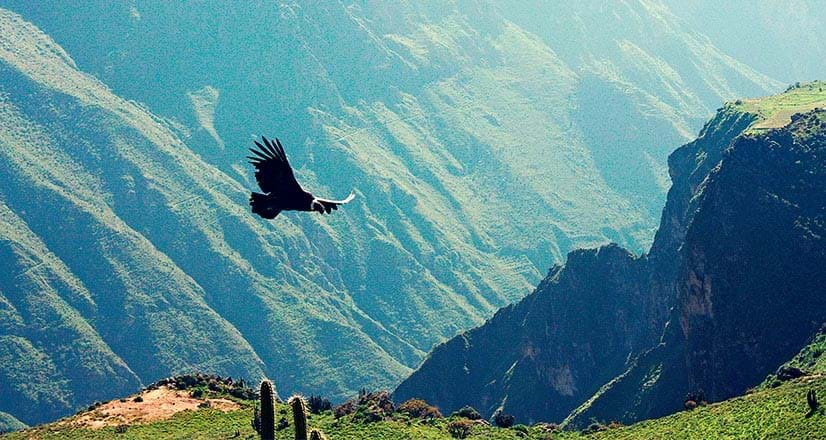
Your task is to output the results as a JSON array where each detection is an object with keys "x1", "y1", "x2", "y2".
[{"x1": 250, "y1": 192, "x2": 281, "y2": 219}]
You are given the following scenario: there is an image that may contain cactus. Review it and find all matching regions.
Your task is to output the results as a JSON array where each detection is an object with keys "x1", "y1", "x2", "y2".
[
  {"x1": 807, "y1": 389, "x2": 819, "y2": 414},
  {"x1": 258, "y1": 380, "x2": 276, "y2": 440},
  {"x1": 289, "y1": 395, "x2": 309, "y2": 440},
  {"x1": 251, "y1": 405, "x2": 261, "y2": 434},
  {"x1": 309, "y1": 430, "x2": 328, "y2": 440}
]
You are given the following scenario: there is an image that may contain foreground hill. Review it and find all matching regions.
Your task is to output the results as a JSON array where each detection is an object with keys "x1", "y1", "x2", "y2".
[
  {"x1": 395, "y1": 82, "x2": 826, "y2": 424},
  {"x1": 5, "y1": 371, "x2": 824, "y2": 439},
  {"x1": 0, "y1": 2, "x2": 780, "y2": 426}
]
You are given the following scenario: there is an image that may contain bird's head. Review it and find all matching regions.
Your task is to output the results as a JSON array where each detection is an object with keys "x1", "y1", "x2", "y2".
[{"x1": 310, "y1": 199, "x2": 325, "y2": 214}]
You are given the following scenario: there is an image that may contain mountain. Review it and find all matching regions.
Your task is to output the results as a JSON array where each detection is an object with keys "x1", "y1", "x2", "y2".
[
  {"x1": 395, "y1": 83, "x2": 826, "y2": 425},
  {"x1": 664, "y1": 0, "x2": 826, "y2": 84},
  {"x1": 567, "y1": 94, "x2": 826, "y2": 427},
  {"x1": 0, "y1": 1, "x2": 781, "y2": 426},
  {"x1": 0, "y1": 412, "x2": 26, "y2": 435}
]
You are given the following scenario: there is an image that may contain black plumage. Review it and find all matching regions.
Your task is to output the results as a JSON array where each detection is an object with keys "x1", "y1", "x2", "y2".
[{"x1": 247, "y1": 136, "x2": 355, "y2": 219}]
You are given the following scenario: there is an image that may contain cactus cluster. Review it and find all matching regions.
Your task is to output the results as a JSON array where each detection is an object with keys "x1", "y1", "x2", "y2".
[{"x1": 253, "y1": 381, "x2": 328, "y2": 440}]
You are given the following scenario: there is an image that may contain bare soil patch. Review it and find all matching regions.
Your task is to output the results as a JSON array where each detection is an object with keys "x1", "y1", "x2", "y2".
[{"x1": 60, "y1": 386, "x2": 241, "y2": 429}]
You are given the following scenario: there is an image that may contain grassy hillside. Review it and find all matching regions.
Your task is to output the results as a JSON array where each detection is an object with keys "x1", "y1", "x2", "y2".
[
  {"x1": 736, "y1": 81, "x2": 826, "y2": 131},
  {"x1": 6, "y1": 374, "x2": 825, "y2": 439}
]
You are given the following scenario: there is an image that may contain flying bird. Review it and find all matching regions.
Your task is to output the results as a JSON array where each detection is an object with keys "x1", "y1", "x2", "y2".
[{"x1": 247, "y1": 136, "x2": 355, "y2": 219}]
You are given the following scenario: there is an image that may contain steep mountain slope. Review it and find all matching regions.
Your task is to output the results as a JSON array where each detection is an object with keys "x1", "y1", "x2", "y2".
[
  {"x1": 0, "y1": 412, "x2": 26, "y2": 435},
  {"x1": 396, "y1": 83, "x2": 826, "y2": 425},
  {"x1": 394, "y1": 243, "x2": 667, "y2": 424},
  {"x1": 5, "y1": 1, "x2": 780, "y2": 237},
  {"x1": 0, "y1": 9, "x2": 414, "y2": 424},
  {"x1": 664, "y1": 0, "x2": 826, "y2": 83},
  {"x1": 567, "y1": 100, "x2": 826, "y2": 427},
  {"x1": 0, "y1": 2, "x2": 781, "y2": 426}
]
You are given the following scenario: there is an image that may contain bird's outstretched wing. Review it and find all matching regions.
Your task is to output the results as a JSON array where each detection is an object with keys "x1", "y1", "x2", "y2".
[
  {"x1": 246, "y1": 136, "x2": 302, "y2": 194},
  {"x1": 314, "y1": 191, "x2": 357, "y2": 214},
  {"x1": 316, "y1": 191, "x2": 356, "y2": 205}
]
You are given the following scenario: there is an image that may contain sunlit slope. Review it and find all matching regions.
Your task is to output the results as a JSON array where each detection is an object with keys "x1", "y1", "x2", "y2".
[
  {"x1": 3, "y1": 1, "x2": 781, "y2": 256},
  {"x1": 737, "y1": 81, "x2": 826, "y2": 131},
  {"x1": 0, "y1": 9, "x2": 415, "y2": 423},
  {"x1": 0, "y1": 1, "x2": 782, "y2": 425}
]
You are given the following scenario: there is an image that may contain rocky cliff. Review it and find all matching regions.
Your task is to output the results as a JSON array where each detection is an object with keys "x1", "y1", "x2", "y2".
[
  {"x1": 567, "y1": 105, "x2": 826, "y2": 427},
  {"x1": 397, "y1": 84, "x2": 826, "y2": 425}
]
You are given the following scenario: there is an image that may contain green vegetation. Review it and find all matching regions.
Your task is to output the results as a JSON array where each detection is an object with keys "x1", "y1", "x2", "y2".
[
  {"x1": 762, "y1": 325, "x2": 826, "y2": 389},
  {"x1": 732, "y1": 81, "x2": 826, "y2": 132},
  {"x1": 0, "y1": 412, "x2": 27, "y2": 434},
  {"x1": 7, "y1": 376, "x2": 826, "y2": 439},
  {"x1": 586, "y1": 376, "x2": 826, "y2": 439}
]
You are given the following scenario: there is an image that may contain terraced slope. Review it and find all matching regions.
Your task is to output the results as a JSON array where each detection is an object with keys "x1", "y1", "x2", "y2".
[{"x1": 738, "y1": 81, "x2": 826, "y2": 131}]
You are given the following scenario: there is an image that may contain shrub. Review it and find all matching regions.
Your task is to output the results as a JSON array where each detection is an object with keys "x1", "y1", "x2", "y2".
[
  {"x1": 447, "y1": 419, "x2": 474, "y2": 438},
  {"x1": 684, "y1": 400, "x2": 697, "y2": 410},
  {"x1": 685, "y1": 390, "x2": 707, "y2": 406},
  {"x1": 114, "y1": 424, "x2": 128, "y2": 434},
  {"x1": 513, "y1": 424, "x2": 529, "y2": 434},
  {"x1": 354, "y1": 405, "x2": 385, "y2": 423},
  {"x1": 397, "y1": 398, "x2": 443, "y2": 420},
  {"x1": 133, "y1": 396, "x2": 143, "y2": 403},
  {"x1": 492, "y1": 410, "x2": 514, "y2": 428},
  {"x1": 335, "y1": 390, "x2": 395, "y2": 423},
  {"x1": 583, "y1": 422, "x2": 607, "y2": 434},
  {"x1": 333, "y1": 400, "x2": 356, "y2": 419},
  {"x1": 776, "y1": 366, "x2": 806, "y2": 381},
  {"x1": 308, "y1": 395, "x2": 332, "y2": 414},
  {"x1": 451, "y1": 406, "x2": 481, "y2": 420}
]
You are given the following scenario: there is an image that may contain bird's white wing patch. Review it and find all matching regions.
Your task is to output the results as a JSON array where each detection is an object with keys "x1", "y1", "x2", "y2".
[{"x1": 317, "y1": 190, "x2": 356, "y2": 204}]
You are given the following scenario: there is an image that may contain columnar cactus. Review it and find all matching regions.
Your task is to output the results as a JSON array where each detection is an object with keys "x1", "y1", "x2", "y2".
[
  {"x1": 309, "y1": 430, "x2": 328, "y2": 440},
  {"x1": 289, "y1": 395, "x2": 309, "y2": 440},
  {"x1": 259, "y1": 380, "x2": 276, "y2": 440},
  {"x1": 807, "y1": 389, "x2": 819, "y2": 414}
]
